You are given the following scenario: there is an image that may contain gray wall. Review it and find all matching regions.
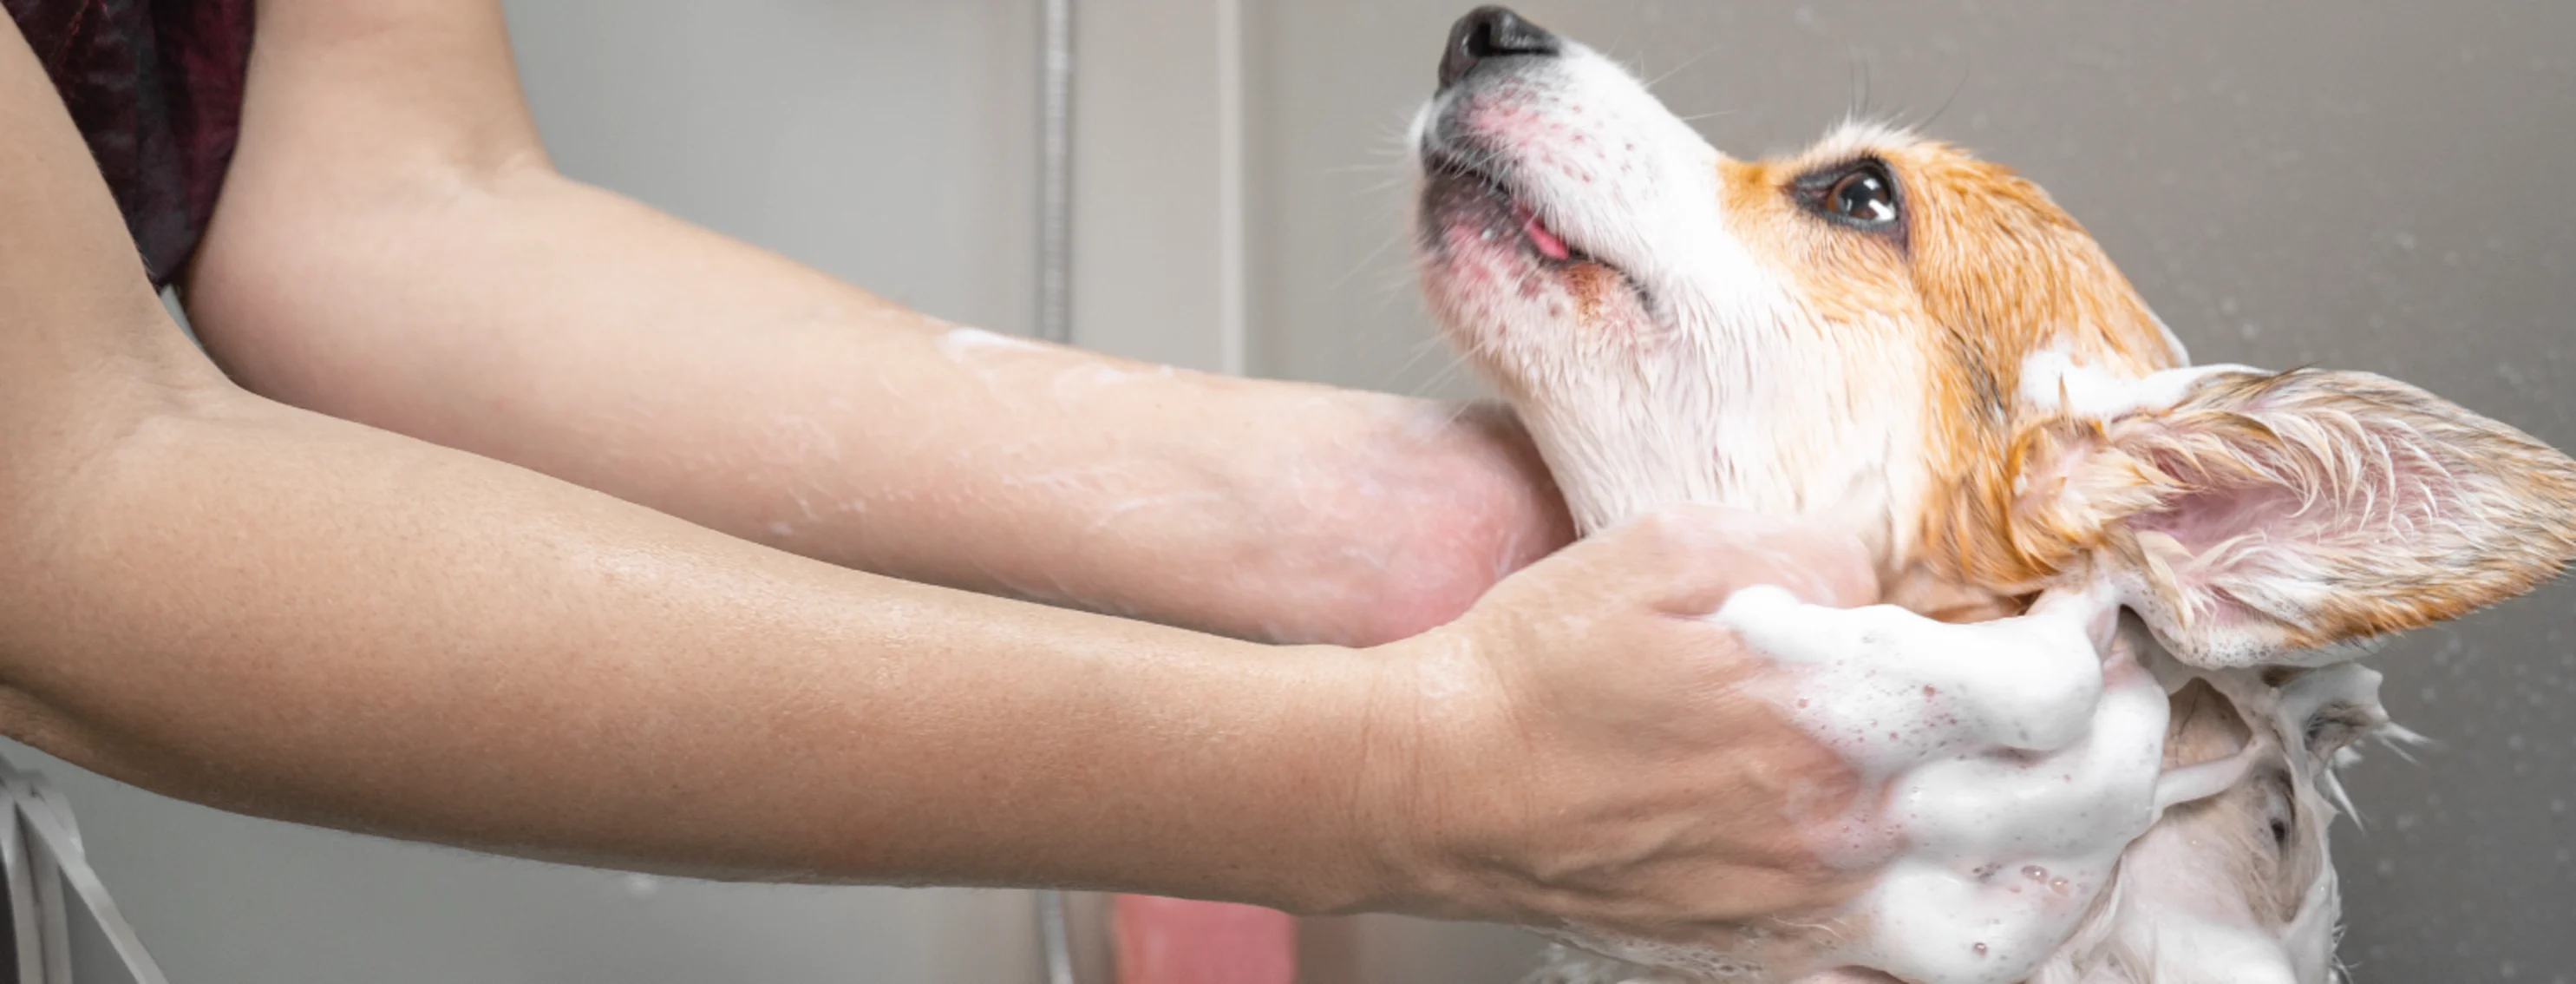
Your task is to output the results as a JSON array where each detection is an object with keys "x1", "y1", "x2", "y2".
[
  {"x1": 16, "y1": 2, "x2": 2569, "y2": 983},
  {"x1": 505, "y1": 0, "x2": 1042, "y2": 338}
]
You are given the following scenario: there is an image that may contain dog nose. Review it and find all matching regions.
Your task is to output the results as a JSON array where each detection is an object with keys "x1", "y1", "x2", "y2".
[{"x1": 1438, "y1": 6, "x2": 1562, "y2": 89}]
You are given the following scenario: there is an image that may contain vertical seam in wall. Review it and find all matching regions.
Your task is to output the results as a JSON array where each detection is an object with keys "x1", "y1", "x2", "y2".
[{"x1": 1214, "y1": 0, "x2": 1248, "y2": 377}]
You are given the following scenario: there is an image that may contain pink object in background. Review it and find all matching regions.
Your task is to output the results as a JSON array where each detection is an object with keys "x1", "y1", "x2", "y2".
[{"x1": 1113, "y1": 895, "x2": 1297, "y2": 984}]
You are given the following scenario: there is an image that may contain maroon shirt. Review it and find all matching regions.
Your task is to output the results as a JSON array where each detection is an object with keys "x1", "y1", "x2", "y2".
[{"x1": 7, "y1": 0, "x2": 254, "y2": 287}]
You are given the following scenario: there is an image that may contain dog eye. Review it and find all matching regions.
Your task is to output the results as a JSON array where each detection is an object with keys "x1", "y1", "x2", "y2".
[
  {"x1": 1795, "y1": 161, "x2": 1903, "y2": 233},
  {"x1": 1826, "y1": 167, "x2": 1899, "y2": 226}
]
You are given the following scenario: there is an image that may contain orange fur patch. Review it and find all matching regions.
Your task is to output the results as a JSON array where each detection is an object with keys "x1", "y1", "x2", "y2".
[{"x1": 1721, "y1": 133, "x2": 2185, "y2": 612}]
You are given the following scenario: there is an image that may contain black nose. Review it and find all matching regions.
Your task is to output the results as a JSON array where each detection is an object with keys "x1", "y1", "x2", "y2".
[{"x1": 1438, "y1": 6, "x2": 1562, "y2": 89}]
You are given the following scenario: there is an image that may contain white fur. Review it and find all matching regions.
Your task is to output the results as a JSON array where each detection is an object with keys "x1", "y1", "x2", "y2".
[
  {"x1": 2017, "y1": 348, "x2": 2252, "y2": 422},
  {"x1": 1413, "y1": 42, "x2": 1936, "y2": 562}
]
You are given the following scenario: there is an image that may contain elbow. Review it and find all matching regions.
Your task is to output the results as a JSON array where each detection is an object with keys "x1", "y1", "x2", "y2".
[{"x1": 0, "y1": 351, "x2": 237, "y2": 718}]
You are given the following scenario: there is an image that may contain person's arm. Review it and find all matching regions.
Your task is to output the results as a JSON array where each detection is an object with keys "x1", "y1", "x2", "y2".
[
  {"x1": 2, "y1": 13, "x2": 1884, "y2": 935},
  {"x1": 0, "y1": 17, "x2": 1383, "y2": 904},
  {"x1": 180, "y1": 0, "x2": 1570, "y2": 650}
]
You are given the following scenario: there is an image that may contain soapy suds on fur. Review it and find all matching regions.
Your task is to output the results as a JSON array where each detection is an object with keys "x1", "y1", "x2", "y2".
[{"x1": 1714, "y1": 585, "x2": 2167, "y2": 984}]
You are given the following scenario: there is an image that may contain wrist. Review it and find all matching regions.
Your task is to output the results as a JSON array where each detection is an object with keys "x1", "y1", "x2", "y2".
[
  {"x1": 1238, "y1": 637, "x2": 1437, "y2": 916},
  {"x1": 1064, "y1": 632, "x2": 1455, "y2": 917},
  {"x1": 1310, "y1": 627, "x2": 1507, "y2": 921},
  {"x1": 1376, "y1": 400, "x2": 1573, "y2": 634},
  {"x1": 1247, "y1": 395, "x2": 1572, "y2": 647}
]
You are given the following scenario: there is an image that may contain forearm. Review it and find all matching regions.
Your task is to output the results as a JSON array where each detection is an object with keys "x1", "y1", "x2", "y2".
[
  {"x1": 3, "y1": 383, "x2": 1409, "y2": 908},
  {"x1": 0, "y1": 10, "x2": 1413, "y2": 906},
  {"x1": 186, "y1": 10, "x2": 1568, "y2": 644},
  {"x1": 194, "y1": 172, "x2": 1553, "y2": 643}
]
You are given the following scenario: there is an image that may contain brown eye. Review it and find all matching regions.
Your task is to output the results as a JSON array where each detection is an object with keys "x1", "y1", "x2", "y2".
[{"x1": 1827, "y1": 167, "x2": 1899, "y2": 226}]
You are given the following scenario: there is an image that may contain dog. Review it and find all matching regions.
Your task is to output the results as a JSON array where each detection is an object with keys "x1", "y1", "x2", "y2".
[{"x1": 1409, "y1": 7, "x2": 2576, "y2": 981}]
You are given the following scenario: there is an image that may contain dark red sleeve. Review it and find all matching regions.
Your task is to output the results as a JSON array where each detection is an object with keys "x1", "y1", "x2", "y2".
[{"x1": 5, "y1": 0, "x2": 255, "y2": 287}]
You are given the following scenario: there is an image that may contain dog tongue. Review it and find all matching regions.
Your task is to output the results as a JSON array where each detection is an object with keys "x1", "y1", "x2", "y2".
[{"x1": 1514, "y1": 201, "x2": 1572, "y2": 260}]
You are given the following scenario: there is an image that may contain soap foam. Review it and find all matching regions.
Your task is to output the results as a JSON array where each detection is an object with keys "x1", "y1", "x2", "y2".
[{"x1": 1700, "y1": 582, "x2": 2172, "y2": 983}]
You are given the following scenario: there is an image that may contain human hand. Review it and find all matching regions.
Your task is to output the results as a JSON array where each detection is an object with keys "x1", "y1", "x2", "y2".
[
  {"x1": 1354, "y1": 504, "x2": 1885, "y2": 969},
  {"x1": 1356, "y1": 505, "x2": 2152, "y2": 983}
]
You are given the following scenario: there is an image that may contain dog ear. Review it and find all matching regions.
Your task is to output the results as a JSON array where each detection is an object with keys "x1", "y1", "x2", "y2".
[{"x1": 2003, "y1": 366, "x2": 2576, "y2": 667}]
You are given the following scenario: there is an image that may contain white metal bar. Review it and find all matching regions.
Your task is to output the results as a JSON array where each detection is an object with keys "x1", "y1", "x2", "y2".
[
  {"x1": 25, "y1": 835, "x2": 59, "y2": 984},
  {"x1": 1036, "y1": 1, "x2": 1084, "y2": 980},
  {"x1": 1213, "y1": 0, "x2": 1248, "y2": 377},
  {"x1": 2, "y1": 791, "x2": 36, "y2": 984},
  {"x1": 1036, "y1": 889, "x2": 1077, "y2": 984},
  {"x1": 0, "y1": 760, "x2": 171, "y2": 984},
  {"x1": 1037, "y1": 0, "x2": 1077, "y2": 345}
]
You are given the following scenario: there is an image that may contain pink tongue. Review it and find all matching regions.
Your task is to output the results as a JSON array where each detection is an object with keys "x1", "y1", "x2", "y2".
[{"x1": 1514, "y1": 201, "x2": 1572, "y2": 260}]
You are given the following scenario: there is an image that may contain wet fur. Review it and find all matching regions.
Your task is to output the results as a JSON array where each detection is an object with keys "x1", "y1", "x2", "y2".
[{"x1": 1412, "y1": 16, "x2": 2576, "y2": 983}]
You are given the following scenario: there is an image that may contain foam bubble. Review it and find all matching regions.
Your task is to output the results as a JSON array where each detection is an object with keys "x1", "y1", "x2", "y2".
[{"x1": 1709, "y1": 583, "x2": 2169, "y2": 983}]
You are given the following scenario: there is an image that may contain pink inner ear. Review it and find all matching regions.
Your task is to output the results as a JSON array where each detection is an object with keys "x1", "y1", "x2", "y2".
[
  {"x1": 2042, "y1": 366, "x2": 2576, "y2": 666},
  {"x1": 2114, "y1": 425, "x2": 2463, "y2": 646},
  {"x1": 2119, "y1": 479, "x2": 2307, "y2": 638},
  {"x1": 2130, "y1": 482, "x2": 2313, "y2": 556}
]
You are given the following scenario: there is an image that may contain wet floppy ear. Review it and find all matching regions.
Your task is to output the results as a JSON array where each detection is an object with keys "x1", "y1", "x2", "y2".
[{"x1": 2008, "y1": 368, "x2": 2576, "y2": 667}]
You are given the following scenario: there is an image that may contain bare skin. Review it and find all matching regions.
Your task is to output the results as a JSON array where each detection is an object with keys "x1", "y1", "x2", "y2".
[
  {"x1": 0, "y1": 0, "x2": 1883, "y2": 950},
  {"x1": 183, "y1": 0, "x2": 1565, "y2": 649},
  {"x1": 1386, "y1": 510, "x2": 1886, "y2": 936}
]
